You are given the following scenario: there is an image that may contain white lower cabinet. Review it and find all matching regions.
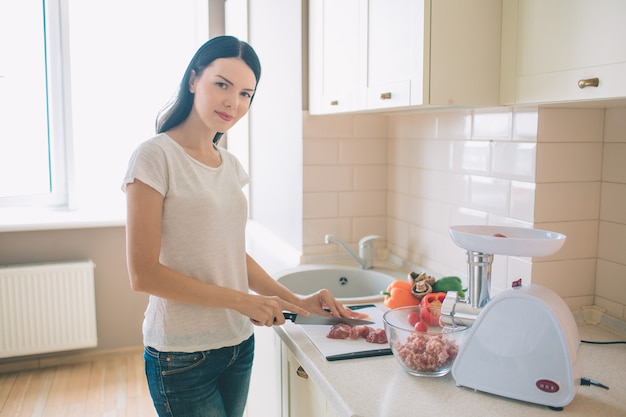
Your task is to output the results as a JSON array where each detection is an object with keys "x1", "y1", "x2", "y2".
[
  {"x1": 282, "y1": 344, "x2": 339, "y2": 417},
  {"x1": 245, "y1": 328, "x2": 283, "y2": 417}
]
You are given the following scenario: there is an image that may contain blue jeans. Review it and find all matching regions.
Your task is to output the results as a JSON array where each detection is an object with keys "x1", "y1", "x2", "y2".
[{"x1": 144, "y1": 335, "x2": 255, "y2": 417}]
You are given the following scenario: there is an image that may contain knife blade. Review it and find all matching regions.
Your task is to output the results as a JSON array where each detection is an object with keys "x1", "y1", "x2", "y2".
[{"x1": 282, "y1": 312, "x2": 374, "y2": 326}]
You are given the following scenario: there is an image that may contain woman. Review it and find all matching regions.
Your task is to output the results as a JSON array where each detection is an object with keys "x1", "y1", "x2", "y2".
[{"x1": 122, "y1": 36, "x2": 365, "y2": 417}]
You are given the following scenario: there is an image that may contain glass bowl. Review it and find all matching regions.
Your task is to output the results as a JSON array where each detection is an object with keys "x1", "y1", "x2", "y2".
[{"x1": 383, "y1": 305, "x2": 469, "y2": 377}]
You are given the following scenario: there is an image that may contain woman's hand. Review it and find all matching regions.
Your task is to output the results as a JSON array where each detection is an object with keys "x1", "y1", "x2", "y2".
[
  {"x1": 299, "y1": 289, "x2": 370, "y2": 320},
  {"x1": 239, "y1": 294, "x2": 311, "y2": 327}
]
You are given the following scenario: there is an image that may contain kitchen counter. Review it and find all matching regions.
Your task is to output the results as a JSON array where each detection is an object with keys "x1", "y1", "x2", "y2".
[{"x1": 275, "y1": 308, "x2": 626, "y2": 417}]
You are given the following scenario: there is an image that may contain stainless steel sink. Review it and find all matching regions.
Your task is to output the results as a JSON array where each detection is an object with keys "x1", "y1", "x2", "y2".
[{"x1": 275, "y1": 264, "x2": 405, "y2": 303}]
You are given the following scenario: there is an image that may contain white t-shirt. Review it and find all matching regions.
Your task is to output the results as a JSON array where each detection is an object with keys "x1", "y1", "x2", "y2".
[{"x1": 122, "y1": 133, "x2": 253, "y2": 352}]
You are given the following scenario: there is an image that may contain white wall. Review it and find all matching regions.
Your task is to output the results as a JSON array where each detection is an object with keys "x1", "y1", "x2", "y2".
[{"x1": 246, "y1": 0, "x2": 304, "y2": 254}]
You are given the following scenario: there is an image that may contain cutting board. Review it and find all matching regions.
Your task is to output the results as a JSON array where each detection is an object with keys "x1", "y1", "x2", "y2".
[{"x1": 298, "y1": 305, "x2": 392, "y2": 361}]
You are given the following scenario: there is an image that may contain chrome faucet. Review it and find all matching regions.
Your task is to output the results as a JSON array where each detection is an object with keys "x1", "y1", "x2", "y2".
[{"x1": 324, "y1": 234, "x2": 382, "y2": 269}]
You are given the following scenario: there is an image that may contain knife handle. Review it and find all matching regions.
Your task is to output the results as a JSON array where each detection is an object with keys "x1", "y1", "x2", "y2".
[{"x1": 283, "y1": 312, "x2": 297, "y2": 322}]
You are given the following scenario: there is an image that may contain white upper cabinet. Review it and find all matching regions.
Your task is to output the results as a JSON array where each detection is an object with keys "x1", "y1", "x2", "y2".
[
  {"x1": 308, "y1": 0, "x2": 361, "y2": 114},
  {"x1": 309, "y1": 0, "x2": 502, "y2": 115},
  {"x1": 501, "y1": 0, "x2": 626, "y2": 104}
]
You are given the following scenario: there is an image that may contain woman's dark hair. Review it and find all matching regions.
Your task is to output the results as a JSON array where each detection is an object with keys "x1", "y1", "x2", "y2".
[{"x1": 156, "y1": 36, "x2": 261, "y2": 143}]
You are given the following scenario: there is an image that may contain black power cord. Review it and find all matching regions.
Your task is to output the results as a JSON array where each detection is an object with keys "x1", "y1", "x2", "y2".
[
  {"x1": 581, "y1": 377, "x2": 609, "y2": 390},
  {"x1": 581, "y1": 339, "x2": 626, "y2": 345},
  {"x1": 577, "y1": 339, "x2": 626, "y2": 391}
]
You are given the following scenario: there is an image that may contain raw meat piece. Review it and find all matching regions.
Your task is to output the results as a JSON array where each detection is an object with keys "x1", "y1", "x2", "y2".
[
  {"x1": 349, "y1": 325, "x2": 373, "y2": 339},
  {"x1": 365, "y1": 328, "x2": 388, "y2": 344},
  {"x1": 327, "y1": 323, "x2": 352, "y2": 339}
]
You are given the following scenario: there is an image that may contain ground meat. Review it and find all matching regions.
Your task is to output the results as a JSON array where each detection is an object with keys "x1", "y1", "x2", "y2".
[{"x1": 394, "y1": 333, "x2": 459, "y2": 373}]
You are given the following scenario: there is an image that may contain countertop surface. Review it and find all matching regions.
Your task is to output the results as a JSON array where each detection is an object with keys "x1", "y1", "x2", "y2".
[{"x1": 275, "y1": 305, "x2": 626, "y2": 417}]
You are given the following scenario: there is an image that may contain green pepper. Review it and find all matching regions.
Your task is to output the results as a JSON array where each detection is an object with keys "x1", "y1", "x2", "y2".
[{"x1": 432, "y1": 276, "x2": 465, "y2": 298}]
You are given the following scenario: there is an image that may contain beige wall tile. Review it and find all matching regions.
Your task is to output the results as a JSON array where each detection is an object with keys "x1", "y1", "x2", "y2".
[
  {"x1": 303, "y1": 138, "x2": 338, "y2": 165},
  {"x1": 598, "y1": 221, "x2": 626, "y2": 265},
  {"x1": 303, "y1": 218, "x2": 351, "y2": 246},
  {"x1": 595, "y1": 297, "x2": 626, "y2": 320},
  {"x1": 339, "y1": 138, "x2": 386, "y2": 164},
  {"x1": 386, "y1": 218, "x2": 410, "y2": 258},
  {"x1": 534, "y1": 182, "x2": 600, "y2": 222},
  {"x1": 388, "y1": 112, "x2": 438, "y2": 139},
  {"x1": 352, "y1": 217, "x2": 386, "y2": 242},
  {"x1": 353, "y1": 114, "x2": 388, "y2": 138},
  {"x1": 602, "y1": 143, "x2": 626, "y2": 182},
  {"x1": 532, "y1": 259, "x2": 596, "y2": 298},
  {"x1": 303, "y1": 192, "x2": 337, "y2": 219},
  {"x1": 303, "y1": 165, "x2": 352, "y2": 191},
  {"x1": 536, "y1": 143, "x2": 602, "y2": 182},
  {"x1": 387, "y1": 191, "x2": 418, "y2": 223},
  {"x1": 354, "y1": 165, "x2": 387, "y2": 191},
  {"x1": 387, "y1": 165, "x2": 410, "y2": 193},
  {"x1": 388, "y1": 138, "x2": 418, "y2": 166},
  {"x1": 535, "y1": 220, "x2": 599, "y2": 261},
  {"x1": 596, "y1": 259, "x2": 626, "y2": 306},
  {"x1": 537, "y1": 108, "x2": 604, "y2": 142},
  {"x1": 601, "y1": 182, "x2": 626, "y2": 224},
  {"x1": 604, "y1": 108, "x2": 626, "y2": 143},
  {"x1": 338, "y1": 191, "x2": 386, "y2": 217},
  {"x1": 303, "y1": 112, "x2": 353, "y2": 138}
]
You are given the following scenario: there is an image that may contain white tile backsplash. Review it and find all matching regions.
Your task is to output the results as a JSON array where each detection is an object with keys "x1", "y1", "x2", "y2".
[{"x1": 302, "y1": 106, "x2": 626, "y2": 319}]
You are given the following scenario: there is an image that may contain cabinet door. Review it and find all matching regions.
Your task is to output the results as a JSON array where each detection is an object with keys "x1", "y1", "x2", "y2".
[
  {"x1": 510, "y1": 0, "x2": 626, "y2": 104},
  {"x1": 363, "y1": 0, "x2": 425, "y2": 110},
  {"x1": 309, "y1": 0, "x2": 360, "y2": 114},
  {"x1": 285, "y1": 349, "x2": 334, "y2": 417}
]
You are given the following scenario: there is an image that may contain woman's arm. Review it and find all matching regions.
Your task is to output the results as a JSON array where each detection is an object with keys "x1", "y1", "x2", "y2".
[{"x1": 125, "y1": 179, "x2": 308, "y2": 326}]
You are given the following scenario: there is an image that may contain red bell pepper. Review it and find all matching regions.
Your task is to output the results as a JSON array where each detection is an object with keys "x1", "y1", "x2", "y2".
[{"x1": 420, "y1": 292, "x2": 446, "y2": 326}]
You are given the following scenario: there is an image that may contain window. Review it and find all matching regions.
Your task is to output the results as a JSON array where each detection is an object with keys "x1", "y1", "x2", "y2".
[
  {"x1": 0, "y1": 0, "x2": 70, "y2": 207},
  {"x1": 0, "y1": 0, "x2": 209, "y2": 223}
]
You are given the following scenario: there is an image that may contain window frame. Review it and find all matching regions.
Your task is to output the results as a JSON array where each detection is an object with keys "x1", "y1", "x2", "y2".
[{"x1": 0, "y1": 0, "x2": 74, "y2": 209}]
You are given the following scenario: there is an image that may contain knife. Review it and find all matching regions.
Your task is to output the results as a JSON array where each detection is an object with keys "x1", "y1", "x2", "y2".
[{"x1": 282, "y1": 312, "x2": 374, "y2": 326}]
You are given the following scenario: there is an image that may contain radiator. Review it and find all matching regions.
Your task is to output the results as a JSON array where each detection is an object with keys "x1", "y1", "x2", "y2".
[{"x1": 0, "y1": 260, "x2": 98, "y2": 359}]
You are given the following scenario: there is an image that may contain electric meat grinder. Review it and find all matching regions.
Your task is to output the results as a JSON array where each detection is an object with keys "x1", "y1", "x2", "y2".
[{"x1": 442, "y1": 225, "x2": 583, "y2": 409}]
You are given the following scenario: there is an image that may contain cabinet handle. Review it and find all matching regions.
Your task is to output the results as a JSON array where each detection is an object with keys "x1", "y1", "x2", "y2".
[
  {"x1": 578, "y1": 78, "x2": 599, "y2": 89},
  {"x1": 296, "y1": 366, "x2": 309, "y2": 379},
  {"x1": 379, "y1": 92, "x2": 392, "y2": 100},
  {"x1": 330, "y1": 100, "x2": 339, "y2": 106}
]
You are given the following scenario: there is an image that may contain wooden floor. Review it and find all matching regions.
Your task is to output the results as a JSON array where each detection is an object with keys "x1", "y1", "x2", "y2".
[{"x1": 0, "y1": 350, "x2": 157, "y2": 417}]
